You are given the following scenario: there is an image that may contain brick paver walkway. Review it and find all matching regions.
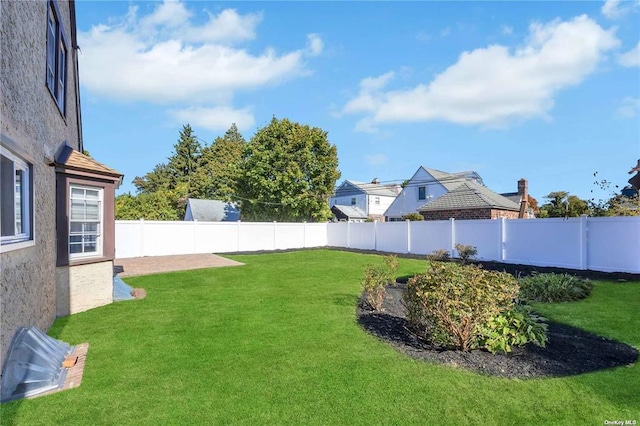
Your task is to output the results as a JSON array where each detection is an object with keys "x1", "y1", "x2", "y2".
[{"x1": 114, "y1": 253, "x2": 244, "y2": 277}]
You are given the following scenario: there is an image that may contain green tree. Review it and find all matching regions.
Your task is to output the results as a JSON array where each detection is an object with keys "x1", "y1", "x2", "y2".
[
  {"x1": 133, "y1": 163, "x2": 172, "y2": 194},
  {"x1": 115, "y1": 190, "x2": 184, "y2": 221},
  {"x1": 167, "y1": 124, "x2": 202, "y2": 191},
  {"x1": 538, "y1": 191, "x2": 588, "y2": 218},
  {"x1": 236, "y1": 117, "x2": 341, "y2": 222},
  {"x1": 192, "y1": 123, "x2": 245, "y2": 201},
  {"x1": 589, "y1": 172, "x2": 640, "y2": 217}
]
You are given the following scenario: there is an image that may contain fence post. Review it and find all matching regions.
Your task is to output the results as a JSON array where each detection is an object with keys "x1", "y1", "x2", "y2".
[
  {"x1": 374, "y1": 220, "x2": 378, "y2": 252},
  {"x1": 406, "y1": 219, "x2": 411, "y2": 254},
  {"x1": 139, "y1": 218, "x2": 145, "y2": 257},
  {"x1": 449, "y1": 218, "x2": 456, "y2": 256},
  {"x1": 500, "y1": 217, "x2": 506, "y2": 262},
  {"x1": 273, "y1": 221, "x2": 277, "y2": 250},
  {"x1": 237, "y1": 220, "x2": 241, "y2": 252},
  {"x1": 193, "y1": 219, "x2": 198, "y2": 253},
  {"x1": 580, "y1": 215, "x2": 588, "y2": 270},
  {"x1": 303, "y1": 221, "x2": 307, "y2": 248}
]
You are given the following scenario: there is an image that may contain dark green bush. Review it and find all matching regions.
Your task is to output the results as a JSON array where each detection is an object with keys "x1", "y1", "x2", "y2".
[
  {"x1": 403, "y1": 262, "x2": 519, "y2": 351},
  {"x1": 454, "y1": 244, "x2": 477, "y2": 264},
  {"x1": 402, "y1": 212, "x2": 424, "y2": 221},
  {"x1": 518, "y1": 273, "x2": 593, "y2": 303},
  {"x1": 361, "y1": 255, "x2": 399, "y2": 310},
  {"x1": 477, "y1": 304, "x2": 548, "y2": 353}
]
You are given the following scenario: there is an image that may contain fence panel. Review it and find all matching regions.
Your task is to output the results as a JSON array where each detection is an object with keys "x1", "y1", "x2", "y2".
[
  {"x1": 143, "y1": 221, "x2": 194, "y2": 256},
  {"x1": 377, "y1": 222, "x2": 409, "y2": 254},
  {"x1": 304, "y1": 223, "x2": 329, "y2": 247},
  {"x1": 274, "y1": 223, "x2": 305, "y2": 250},
  {"x1": 504, "y1": 218, "x2": 583, "y2": 269},
  {"x1": 327, "y1": 223, "x2": 349, "y2": 247},
  {"x1": 114, "y1": 221, "x2": 143, "y2": 258},
  {"x1": 409, "y1": 221, "x2": 452, "y2": 255},
  {"x1": 455, "y1": 219, "x2": 502, "y2": 261},
  {"x1": 587, "y1": 217, "x2": 640, "y2": 273},
  {"x1": 349, "y1": 222, "x2": 376, "y2": 250},
  {"x1": 194, "y1": 222, "x2": 240, "y2": 253}
]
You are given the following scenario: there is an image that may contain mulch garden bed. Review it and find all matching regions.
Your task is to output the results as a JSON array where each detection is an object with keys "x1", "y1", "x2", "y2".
[{"x1": 357, "y1": 284, "x2": 638, "y2": 379}]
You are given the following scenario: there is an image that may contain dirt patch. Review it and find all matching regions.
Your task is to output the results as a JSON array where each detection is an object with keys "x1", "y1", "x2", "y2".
[
  {"x1": 114, "y1": 253, "x2": 244, "y2": 277},
  {"x1": 357, "y1": 284, "x2": 638, "y2": 379}
]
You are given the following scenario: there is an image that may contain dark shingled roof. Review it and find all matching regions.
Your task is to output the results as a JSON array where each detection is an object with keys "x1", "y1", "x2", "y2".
[{"x1": 418, "y1": 180, "x2": 520, "y2": 212}]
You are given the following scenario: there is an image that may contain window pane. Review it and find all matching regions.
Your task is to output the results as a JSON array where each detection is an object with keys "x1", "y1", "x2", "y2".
[
  {"x1": 70, "y1": 200, "x2": 85, "y2": 220},
  {"x1": 46, "y1": 11, "x2": 56, "y2": 90},
  {"x1": 57, "y1": 42, "x2": 66, "y2": 109},
  {"x1": 71, "y1": 188, "x2": 84, "y2": 198},
  {"x1": 85, "y1": 202, "x2": 100, "y2": 220},
  {"x1": 85, "y1": 190, "x2": 99, "y2": 200},
  {"x1": 69, "y1": 243, "x2": 82, "y2": 254},
  {"x1": 1, "y1": 155, "x2": 15, "y2": 237}
]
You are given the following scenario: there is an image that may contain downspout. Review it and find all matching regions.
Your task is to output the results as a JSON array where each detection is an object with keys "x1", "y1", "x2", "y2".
[{"x1": 69, "y1": 0, "x2": 83, "y2": 154}]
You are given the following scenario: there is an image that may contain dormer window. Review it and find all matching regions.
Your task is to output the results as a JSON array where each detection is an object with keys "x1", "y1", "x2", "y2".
[{"x1": 418, "y1": 186, "x2": 426, "y2": 200}]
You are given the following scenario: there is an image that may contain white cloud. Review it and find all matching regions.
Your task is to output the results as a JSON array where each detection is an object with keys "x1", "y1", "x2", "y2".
[
  {"x1": 601, "y1": 0, "x2": 640, "y2": 19},
  {"x1": 616, "y1": 97, "x2": 640, "y2": 118},
  {"x1": 78, "y1": 1, "x2": 312, "y2": 104},
  {"x1": 169, "y1": 106, "x2": 255, "y2": 132},
  {"x1": 618, "y1": 41, "x2": 640, "y2": 67},
  {"x1": 306, "y1": 33, "x2": 324, "y2": 57},
  {"x1": 365, "y1": 154, "x2": 388, "y2": 166},
  {"x1": 342, "y1": 15, "x2": 620, "y2": 128}
]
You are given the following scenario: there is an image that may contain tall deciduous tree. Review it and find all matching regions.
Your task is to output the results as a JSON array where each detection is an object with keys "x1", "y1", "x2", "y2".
[
  {"x1": 236, "y1": 117, "x2": 341, "y2": 222},
  {"x1": 192, "y1": 123, "x2": 245, "y2": 201},
  {"x1": 538, "y1": 191, "x2": 588, "y2": 218}
]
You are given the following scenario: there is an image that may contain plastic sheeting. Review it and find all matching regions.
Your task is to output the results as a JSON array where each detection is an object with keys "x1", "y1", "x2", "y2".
[
  {"x1": 113, "y1": 275, "x2": 134, "y2": 301},
  {"x1": 0, "y1": 327, "x2": 74, "y2": 403}
]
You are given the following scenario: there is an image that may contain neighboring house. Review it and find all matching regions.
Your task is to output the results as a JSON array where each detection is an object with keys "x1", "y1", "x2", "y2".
[
  {"x1": 418, "y1": 180, "x2": 521, "y2": 220},
  {"x1": 1, "y1": 0, "x2": 122, "y2": 370},
  {"x1": 184, "y1": 198, "x2": 240, "y2": 222},
  {"x1": 330, "y1": 178, "x2": 401, "y2": 222},
  {"x1": 384, "y1": 167, "x2": 483, "y2": 221},
  {"x1": 331, "y1": 205, "x2": 368, "y2": 222}
]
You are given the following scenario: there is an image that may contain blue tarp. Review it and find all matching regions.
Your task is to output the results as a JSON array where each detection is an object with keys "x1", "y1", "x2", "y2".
[{"x1": 113, "y1": 275, "x2": 134, "y2": 301}]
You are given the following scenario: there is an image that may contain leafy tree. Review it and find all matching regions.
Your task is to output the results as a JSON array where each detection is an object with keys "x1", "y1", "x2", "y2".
[
  {"x1": 589, "y1": 172, "x2": 640, "y2": 217},
  {"x1": 236, "y1": 117, "x2": 341, "y2": 222},
  {"x1": 192, "y1": 123, "x2": 245, "y2": 201},
  {"x1": 538, "y1": 191, "x2": 588, "y2": 218},
  {"x1": 115, "y1": 190, "x2": 184, "y2": 221},
  {"x1": 133, "y1": 163, "x2": 172, "y2": 194}
]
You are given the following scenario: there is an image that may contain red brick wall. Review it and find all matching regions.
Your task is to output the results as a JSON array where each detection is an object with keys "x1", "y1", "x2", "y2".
[{"x1": 421, "y1": 208, "x2": 519, "y2": 221}]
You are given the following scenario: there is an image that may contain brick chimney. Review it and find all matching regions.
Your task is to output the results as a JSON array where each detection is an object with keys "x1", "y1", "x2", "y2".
[
  {"x1": 517, "y1": 178, "x2": 528, "y2": 218},
  {"x1": 371, "y1": 178, "x2": 380, "y2": 185},
  {"x1": 517, "y1": 178, "x2": 528, "y2": 200}
]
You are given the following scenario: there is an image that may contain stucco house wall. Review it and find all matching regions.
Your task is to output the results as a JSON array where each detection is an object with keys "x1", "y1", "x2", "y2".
[{"x1": 0, "y1": 0, "x2": 82, "y2": 368}]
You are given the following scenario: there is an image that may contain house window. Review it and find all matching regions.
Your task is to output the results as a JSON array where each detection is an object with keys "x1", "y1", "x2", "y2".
[
  {"x1": 0, "y1": 147, "x2": 32, "y2": 245},
  {"x1": 418, "y1": 186, "x2": 426, "y2": 200},
  {"x1": 351, "y1": 197, "x2": 356, "y2": 206},
  {"x1": 69, "y1": 185, "x2": 103, "y2": 259},
  {"x1": 374, "y1": 196, "x2": 380, "y2": 205},
  {"x1": 46, "y1": 0, "x2": 67, "y2": 115}
]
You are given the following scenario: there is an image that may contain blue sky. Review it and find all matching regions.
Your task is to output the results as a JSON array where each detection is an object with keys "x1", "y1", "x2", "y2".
[{"x1": 75, "y1": 0, "x2": 640, "y2": 203}]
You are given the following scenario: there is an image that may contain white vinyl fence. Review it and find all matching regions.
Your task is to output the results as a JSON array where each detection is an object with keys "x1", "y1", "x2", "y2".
[
  {"x1": 115, "y1": 216, "x2": 640, "y2": 273},
  {"x1": 115, "y1": 220, "x2": 328, "y2": 259}
]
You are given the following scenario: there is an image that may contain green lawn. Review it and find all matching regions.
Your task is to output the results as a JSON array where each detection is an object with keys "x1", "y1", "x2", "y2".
[{"x1": 1, "y1": 249, "x2": 638, "y2": 425}]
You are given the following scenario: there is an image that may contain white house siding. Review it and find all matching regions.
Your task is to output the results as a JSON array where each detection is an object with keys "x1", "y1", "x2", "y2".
[
  {"x1": 0, "y1": 1, "x2": 81, "y2": 367},
  {"x1": 330, "y1": 193, "x2": 367, "y2": 213},
  {"x1": 385, "y1": 168, "x2": 447, "y2": 219},
  {"x1": 367, "y1": 194, "x2": 396, "y2": 217}
]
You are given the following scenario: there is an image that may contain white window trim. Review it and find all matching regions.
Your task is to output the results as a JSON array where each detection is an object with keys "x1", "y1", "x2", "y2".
[
  {"x1": 68, "y1": 184, "x2": 103, "y2": 260},
  {"x1": 1, "y1": 145, "x2": 33, "y2": 249}
]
